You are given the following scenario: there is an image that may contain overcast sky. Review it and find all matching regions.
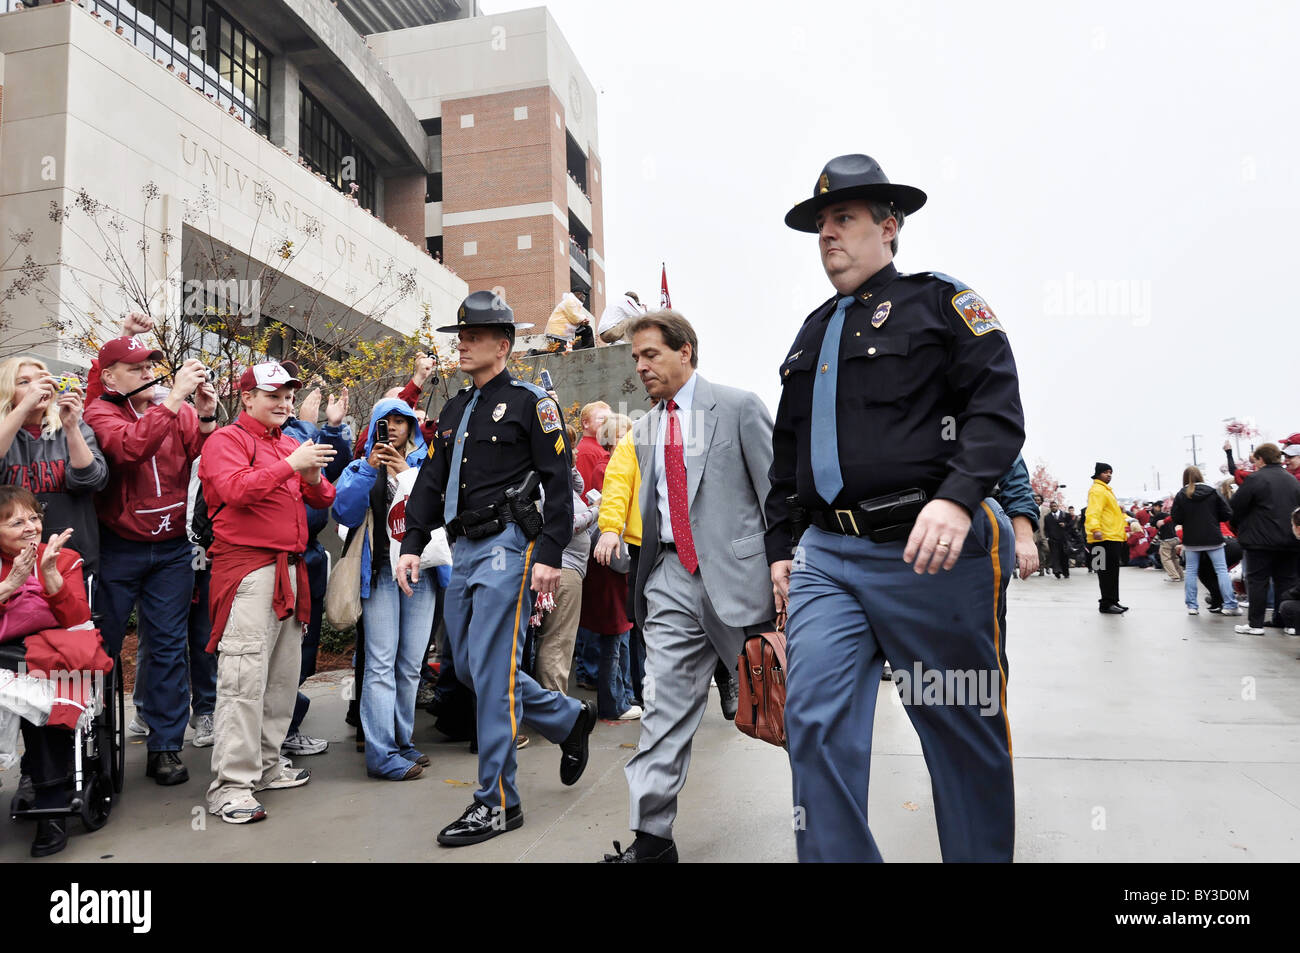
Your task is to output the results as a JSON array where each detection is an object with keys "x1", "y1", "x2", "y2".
[{"x1": 485, "y1": 0, "x2": 1297, "y2": 507}]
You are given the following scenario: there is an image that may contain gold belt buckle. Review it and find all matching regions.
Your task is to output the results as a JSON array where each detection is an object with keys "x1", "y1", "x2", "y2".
[{"x1": 834, "y1": 509, "x2": 860, "y2": 535}]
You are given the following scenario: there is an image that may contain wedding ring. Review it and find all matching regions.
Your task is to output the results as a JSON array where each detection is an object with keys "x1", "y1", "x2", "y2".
[{"x1": 936, "y1": 539, "x2": 952, "y2": 549}]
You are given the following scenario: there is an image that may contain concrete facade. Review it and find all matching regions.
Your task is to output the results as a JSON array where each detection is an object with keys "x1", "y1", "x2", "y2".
[{"x1": 0, "y1": 2, "x2": 466, "y2": 369}]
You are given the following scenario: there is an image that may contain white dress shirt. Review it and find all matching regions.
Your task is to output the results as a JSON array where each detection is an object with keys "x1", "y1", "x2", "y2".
[{"x1": 654, "y1": 372, "x2": 697, "y2": 544}]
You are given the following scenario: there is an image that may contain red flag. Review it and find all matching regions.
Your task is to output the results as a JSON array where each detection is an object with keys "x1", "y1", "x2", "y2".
[{"x1": 660, "y1": 262, "x2": 671, "y2": 310}]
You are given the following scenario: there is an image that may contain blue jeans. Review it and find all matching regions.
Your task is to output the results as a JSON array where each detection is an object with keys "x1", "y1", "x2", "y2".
[
  {"x1": 592, "y1": 628, "x2": 633, "y2": 718},
  {"x1": 187, "y1": 567, "x2": 217, "y2": 717},
  {"x1": 290, "y1": 542, "x2": 327, "y2": 734},
  {"x1": 1185, "y1": 547, "x2": 1237, "y2": 610},
  {"x1": 574, "y1": 627, "x2": 600, "y2": 685},
  {"x1": 97, "y1": 532, "x2": 195, "y2": 752},
  {"x1": 360, "y1": 570, "x2": 437, "y2": 778}
]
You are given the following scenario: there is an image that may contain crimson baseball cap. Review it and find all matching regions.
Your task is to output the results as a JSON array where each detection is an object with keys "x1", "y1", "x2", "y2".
[
  {"x1": 238, "y1": 362, "x2": 301, "y2": 393},
  {"x1": 1281, "y1": 433, "x2": 1300, "y2": 456},
  {"x1": 97, "y1": 336, "x2": 162, "y2": 367}
]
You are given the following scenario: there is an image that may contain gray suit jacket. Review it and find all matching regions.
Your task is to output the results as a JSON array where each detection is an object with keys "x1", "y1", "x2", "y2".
[{"x1": 632, "y1": 374, "x2": 777, "y2": 630}]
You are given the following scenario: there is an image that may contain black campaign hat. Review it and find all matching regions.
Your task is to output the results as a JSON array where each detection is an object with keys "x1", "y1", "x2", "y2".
[
  {"x1": 784, "y1": 154, "x2": 927, "y2": 232},
  {"x1": 436, "y1": 290, "x2": 533, "y2": 333}
]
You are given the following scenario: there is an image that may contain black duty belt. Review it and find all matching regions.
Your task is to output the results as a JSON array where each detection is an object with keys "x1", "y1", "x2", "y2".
[
  {"x1": 808, "y1": 489, "x2": 929, "y2": 544},
  {"x1": 447, "y1": 503, "x2": 513, "y2": 542}
]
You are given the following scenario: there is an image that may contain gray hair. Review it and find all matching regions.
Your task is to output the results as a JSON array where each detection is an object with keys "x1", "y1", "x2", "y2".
[{"x1": 865, "y1": 201, "x2": 905, "y2": 256}]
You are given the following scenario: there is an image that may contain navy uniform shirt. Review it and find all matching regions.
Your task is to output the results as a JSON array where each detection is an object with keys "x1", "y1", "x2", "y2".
[
  {"x1": 764, "y1": 262, "x2": 1025, "y2": 563},
  {"x1": 401, "y1": 367, "x2": 574, "y2": 568}
]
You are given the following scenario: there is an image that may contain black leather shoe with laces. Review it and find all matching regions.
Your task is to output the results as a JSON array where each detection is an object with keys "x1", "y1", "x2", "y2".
[
  {"x1": 146, "y1": 750, "x2": 189, "y2": 785},
  {"x1": 436, "y1": 801, "x2": 522, "y2": 847},
  {"x1": 601, "y1": 837, "x2": 679, "y2": 863}
]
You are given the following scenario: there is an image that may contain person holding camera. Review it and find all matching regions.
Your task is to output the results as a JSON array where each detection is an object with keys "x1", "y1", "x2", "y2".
[
  {"x1": 397, "y1": 291, "x2": 595, "y2": 848},
  {"x1": 199, "y1": 362, "x2": 336, "y2": 824},
  {"x1": 84, "y1": 338, "x2": 217, "y2": 786},
  {"x1": 332, "y1": 399, "x2": 447, "y2": 781}
]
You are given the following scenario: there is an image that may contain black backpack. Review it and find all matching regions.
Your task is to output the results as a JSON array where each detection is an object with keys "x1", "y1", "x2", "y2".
[{"x1": 191, "y1": 444, "x2": 256, "y2": 551}]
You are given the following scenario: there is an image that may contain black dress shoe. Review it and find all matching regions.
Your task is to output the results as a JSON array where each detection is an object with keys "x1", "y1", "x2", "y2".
[
  {"x1": 601, "y1": 837, "x2": 678, "y2": 863},
  {"x1": 436, "y1": 801, "x2": 522, "y2": 847},
  {"x1": 1098, "y1": 605, "x2": 1126, "y2": 615},
  {"x1": 146, "y1": 751, "x2": 190, "y2": 785},
  {"x1": 32, "y1": 818, "x2": 68, "y2": 858},
  {"x1": 559, "y1": 700, "x2": 597, "y2": 786},
  {"x1": 715, "y1": 659, "x2": 738, "y2": 721}
]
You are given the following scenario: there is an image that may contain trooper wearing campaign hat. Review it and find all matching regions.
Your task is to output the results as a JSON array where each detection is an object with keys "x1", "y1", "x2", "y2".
[
  {"x1": 766, "y1": 154, "x2": 1025, "y2": 862},
  {"x1": 399, "y1": 291, "x2": 597, "y2": 847}
]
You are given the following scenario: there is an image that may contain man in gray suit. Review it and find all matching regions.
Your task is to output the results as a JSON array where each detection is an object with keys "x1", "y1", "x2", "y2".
[{"x1": 598, "y1": 311, "x2": 777, "y2": 863}]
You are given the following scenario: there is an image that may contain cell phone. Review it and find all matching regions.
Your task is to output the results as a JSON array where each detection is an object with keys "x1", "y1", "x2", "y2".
[
  {"x1": 375, "y1": 418, "x2": 390, "y2": 444},
  {"x1": 539, "y1": 369, "x2": 554, "y2": 391}
]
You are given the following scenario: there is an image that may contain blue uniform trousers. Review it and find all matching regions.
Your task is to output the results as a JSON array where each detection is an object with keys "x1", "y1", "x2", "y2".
[
  {"x1": 443, "y1": 524, "x2": 582, "y2": 811},
  {"x1": 785, "y1": 500, "x2": 1015, "y2": 862}
]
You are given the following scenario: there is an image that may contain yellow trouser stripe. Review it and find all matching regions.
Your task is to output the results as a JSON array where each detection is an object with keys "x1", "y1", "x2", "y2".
[
  {"x1": 501, "y1": 540, "x2": 536, "y2": 810},
  {"x1": 981, "y1": 502, "x2": 1013, "y2": 761}
]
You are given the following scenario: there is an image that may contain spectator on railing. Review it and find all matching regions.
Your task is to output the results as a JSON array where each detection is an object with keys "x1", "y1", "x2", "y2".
[{"x1": 598, "y1": 291, "x2": 647, "y2": 345}]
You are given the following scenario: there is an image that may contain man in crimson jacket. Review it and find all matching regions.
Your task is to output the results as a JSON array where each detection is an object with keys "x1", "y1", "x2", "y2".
[
  {"x1": 198, "y1": 362, "x2": 336, "y2": 825},
  {"x1": 83, "y1": 337, "x2": 217, "y2": 786}
]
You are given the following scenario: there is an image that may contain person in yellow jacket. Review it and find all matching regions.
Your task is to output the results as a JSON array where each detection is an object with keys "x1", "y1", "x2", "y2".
[{"x1": 1085, "y1": 462, "x2": 1129, "y2": 614}]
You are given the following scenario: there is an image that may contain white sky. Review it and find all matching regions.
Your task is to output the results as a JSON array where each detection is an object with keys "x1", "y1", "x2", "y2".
[{"x1": 485, "y1": 0, "x2": 1298, "y2": 507}]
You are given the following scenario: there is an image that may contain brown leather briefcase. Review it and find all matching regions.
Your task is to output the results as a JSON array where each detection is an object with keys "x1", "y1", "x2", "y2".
[{"x1": 735, "y1": 614, "x2": 787, "y2": 748}]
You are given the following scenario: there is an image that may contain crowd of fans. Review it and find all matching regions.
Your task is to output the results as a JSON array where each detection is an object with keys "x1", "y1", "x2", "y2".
[
  {"x1": 2, "y1": 303, "x2": 1297, "y2": 856},
  {"x1": 1027, "y1": 442, "x2": 1300, "y2": 630},
  {"x1": 0, "y1": 311, "x2": 670, "y2": 854}
]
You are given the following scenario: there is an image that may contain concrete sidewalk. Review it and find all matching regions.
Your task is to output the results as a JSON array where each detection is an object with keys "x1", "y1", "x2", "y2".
[{"x1": 3, "y1": 566, "x2": 1298, "y2": 862}]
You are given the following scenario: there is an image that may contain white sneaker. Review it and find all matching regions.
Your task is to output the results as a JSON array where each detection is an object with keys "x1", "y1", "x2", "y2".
[
  {"x1": 255, "y1": 763, "x2": 311, "y2": 791},
  {"x1": 617, "y1": 705, "x2": 643, "y2": 720},
  {"x1": 281, "y1": 729, "x2": 328, "y2": 756},
  {"x1": 212, "y1": 796, "x2": 267, "y2": 824},
  {"x1": 1221, "y1": 607, "x2": 1243, "y2": 617},
  {"x1": 1234, "y1": 624, "x2": 1266, "y2": 636},
  {"x1": 192, "y1": 713, "x2": 214, "y2": 747},
  {"x1": 1285, "y1": 627, "x2": 1297, "y2": 636},
  {"x1": 1187, "y1": 608, "x2": 1199, "y2": 615},
  {"x1": 128, "y1": 714, "x2": 149, "y2": 735}
]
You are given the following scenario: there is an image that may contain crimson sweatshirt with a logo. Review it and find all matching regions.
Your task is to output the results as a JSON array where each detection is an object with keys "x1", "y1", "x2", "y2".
[{"x1": 83, "y1": 396, "x2": 208, "y2": 542}]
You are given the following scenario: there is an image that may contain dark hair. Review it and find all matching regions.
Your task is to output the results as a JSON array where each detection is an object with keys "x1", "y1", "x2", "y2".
[
  {"x1": 627, "y1": 310, "x2": 699, "y2": 368},
  {"x1": 0, "y1": 485, "x2": 42, "y2": 524},
  {"x1": 1255, "y1": 443, "x2": 1282, "y2": 465}
]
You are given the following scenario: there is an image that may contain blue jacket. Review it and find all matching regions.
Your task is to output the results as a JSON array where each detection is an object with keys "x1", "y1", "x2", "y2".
[
  {"x1": 332, "y1": 399, "x2": 436, "y2": 598},
  {"x1": 282, "y1": 417, "x2": 352, "y2": 540},
  {"x1": 994, "y1": 453, "x2": 1038, "y2": 531}
]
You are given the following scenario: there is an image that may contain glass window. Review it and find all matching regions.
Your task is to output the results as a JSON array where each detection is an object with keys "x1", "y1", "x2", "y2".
[{"x1": 298, "y1": 85, "x2": 378, "y2": 212}]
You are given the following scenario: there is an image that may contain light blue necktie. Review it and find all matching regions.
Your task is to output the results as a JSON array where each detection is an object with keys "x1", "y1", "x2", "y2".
[
  {"x1": 811, "y1": 296, "x2": 855, "y2": 505},
  {"x1": 443, "y1": 389, "x2": 480, "y2": 524}
]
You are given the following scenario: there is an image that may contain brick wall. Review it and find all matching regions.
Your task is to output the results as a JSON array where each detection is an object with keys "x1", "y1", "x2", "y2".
[
  {"x1": 440, "y1": 84, "x2": 605, "y2": 335},
  {"x1": 382, "y1": 173, "x2": 427, "y2": 249}
]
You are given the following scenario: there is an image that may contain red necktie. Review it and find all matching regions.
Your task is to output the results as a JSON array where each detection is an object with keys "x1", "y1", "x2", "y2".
[{"x1": 664, "y1": 399, "x2": 698, "y2": 574}]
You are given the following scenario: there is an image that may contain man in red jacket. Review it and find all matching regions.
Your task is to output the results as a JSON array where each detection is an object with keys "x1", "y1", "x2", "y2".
[
  {"x1": 199, "y1": 362, "x2": 336, "y2": 824},
  {"x1": 83, "y1": 338, "x2": 217, "y2": 786}
]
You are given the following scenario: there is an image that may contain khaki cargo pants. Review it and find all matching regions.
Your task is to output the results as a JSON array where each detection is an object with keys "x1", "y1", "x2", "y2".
[{"x1": 206, "y1": 563, "x2": 303, "y2": 812}]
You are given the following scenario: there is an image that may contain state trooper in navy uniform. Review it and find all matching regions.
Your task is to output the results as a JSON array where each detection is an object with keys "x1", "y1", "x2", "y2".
[
  {"x1": 397, "y1": 290, "x2": 597, "y2": 848},
  {"x1": 766, "y1": 155, "x2": 1025, "y2": 862}
]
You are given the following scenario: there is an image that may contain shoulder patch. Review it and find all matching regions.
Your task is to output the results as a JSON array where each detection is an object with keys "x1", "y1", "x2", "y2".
[
  {"x1": 951, "y1": 289, "x2": 1004, "y2": 336},
  {"x1": 536, "y1": 398, "x2": 562, "y2": 433}
]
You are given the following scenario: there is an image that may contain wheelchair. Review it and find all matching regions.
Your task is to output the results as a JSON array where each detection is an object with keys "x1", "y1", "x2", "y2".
[{"x1": 2, "y1": 573, "x2": 124, "y2": 835}]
